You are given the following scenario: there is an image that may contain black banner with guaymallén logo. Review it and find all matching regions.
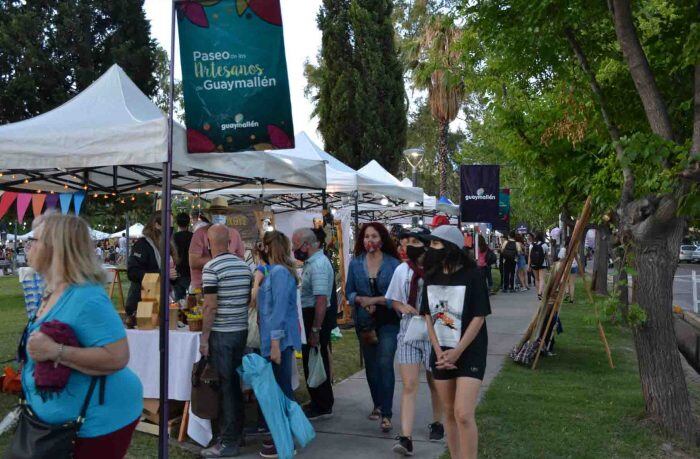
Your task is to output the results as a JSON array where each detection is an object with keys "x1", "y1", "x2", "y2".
[{"x1": 460, "y1": 165, "x2": 500, "y2": 224}]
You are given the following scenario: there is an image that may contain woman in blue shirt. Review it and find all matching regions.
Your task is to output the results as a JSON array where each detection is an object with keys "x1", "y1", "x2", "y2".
[
  {"x1": 20, "y1": 214, "x2": 142, "y2": 459},
  {"x1": 254, "y1": 230, "x2": 303, "y2": 458},
  {"x1": 345, "y1": 222, "x2": 401, "y2": 433}
]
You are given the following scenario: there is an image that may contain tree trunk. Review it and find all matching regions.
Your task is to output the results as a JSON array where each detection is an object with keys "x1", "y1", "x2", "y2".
[
  {"x1": 609, "y1": 0, "x2": 675, "y2": 141},
  {"x1": 631, "y1": 216, "x2": 697, "y2": 443},
  {"x1": 437, "y1": 119, "x2": 449, "y2": 198},
  {"x1": 620, "y1": 195, "x2": 698, "y2": 444},
  {"x1": 593, "y1": 224, "x2": 610, "y2": 296},
  {"x1": 615, "y1": 243, "x2": 628, "y2": 307}
]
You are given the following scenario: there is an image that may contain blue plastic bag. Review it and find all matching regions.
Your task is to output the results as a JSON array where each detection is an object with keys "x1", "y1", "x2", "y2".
[
  {"x1": 286, "y1": 398, "x2": 314, "y2": 448},
  {"x1": 238, "y1": 354, "x2": 315, "y2": 459}
]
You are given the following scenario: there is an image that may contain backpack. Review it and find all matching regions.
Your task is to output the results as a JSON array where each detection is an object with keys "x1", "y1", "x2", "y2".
[
  {"x1": 502, "y1": 241, "x2": 517, "y2": 262},
  {"x1": 486, "y1": 249, "x2": 497, "y2": 266},
  {"x1": 530, "y1": 242, "x2": 545, "y2": 268}
]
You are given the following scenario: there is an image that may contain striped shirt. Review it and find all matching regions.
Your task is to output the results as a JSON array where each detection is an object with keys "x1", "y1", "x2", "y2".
[{"x1": 202, "y1": 253, "x2": 252, "y2": 332}]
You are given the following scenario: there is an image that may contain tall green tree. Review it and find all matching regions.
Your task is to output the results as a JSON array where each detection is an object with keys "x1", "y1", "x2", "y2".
[
  {"x1": 460, "y1": 0, "x2": 699, "y2": 443},
  {"x1": 0, "y1": 0, "x2": 157, "y2": 124},
  {"x1": 308, "y1": 0, "x2": 407, "y2": 172}
]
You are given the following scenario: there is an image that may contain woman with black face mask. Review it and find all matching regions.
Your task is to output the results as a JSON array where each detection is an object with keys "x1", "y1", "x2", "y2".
[
  {"x1": 419, "y1": 225, "x2": 491, "y2": 459},
  {"x1": 386, "y1": 228, "x2": 445, "y2": 456}
]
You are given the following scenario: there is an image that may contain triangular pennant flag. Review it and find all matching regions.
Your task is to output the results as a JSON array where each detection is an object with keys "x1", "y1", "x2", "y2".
[
  {"x1": 0, "y1": 192, "x2": 18, "y2": 220},
  {"x1": 45, "y1": 194, "x2": 59, "y2": 209},
  {"x1": 59, "y1": 193, "x2": 73, "y2": 215},
  {"x1": 73, "y1": 192, "x2": 85, "y2": 215},
  {"x1": 16, "y1": 193, "x2": 32, "y2": 223},
  {"x1": 31, "y1": 194, "x2": 46, "y2": 217}
]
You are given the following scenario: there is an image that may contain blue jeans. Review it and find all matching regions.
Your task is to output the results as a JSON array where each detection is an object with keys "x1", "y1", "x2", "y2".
[
  {"x1": 272, "y1": 346, "x2": 295, "y2": 400},
  {"x1": 355, "y1": 305, "x2": 375, "y2": 331},
  {"x1": 209, "y1": 330, "x2": 247, "y2": 445},
  {"x1": 359, "y1": 323, "x2": 399, "y2": 418}
]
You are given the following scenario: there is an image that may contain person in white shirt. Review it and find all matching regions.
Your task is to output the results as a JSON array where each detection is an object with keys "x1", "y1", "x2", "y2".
[
  {"x1": 557, "y1": 237, "x2": 577, "y2": 303},
  {"x1": 386, "y1": 228, "x2": 444, "y2": 456},
  {"x1": 95, "y1": 244, "x2": 104, "y2": 261}
]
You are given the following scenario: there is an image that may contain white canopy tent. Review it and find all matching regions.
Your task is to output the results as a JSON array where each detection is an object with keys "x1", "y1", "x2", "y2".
[
  {"x1": 109, "y1": 223, "x2": 144, "y2": 239},
  {"x1": 16, "y1": 227, "x2": 111, "y2": 241},
  {"x1": 0, "y1": 65, "x2": 327, "y2": 194},
  {"x1": 211, "y1": 132, "x2": 424, "y2": 207}
]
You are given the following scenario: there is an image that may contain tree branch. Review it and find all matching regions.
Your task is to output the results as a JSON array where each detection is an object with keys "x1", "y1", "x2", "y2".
[
  {"x1": 609, "y1": 0, "x2": 675, "y2": 143},
  {"x1": 563, "y1": 26, "x2": 634, "y2": 206}
]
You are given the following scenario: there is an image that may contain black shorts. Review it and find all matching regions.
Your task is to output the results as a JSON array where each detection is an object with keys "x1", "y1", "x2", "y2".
[{"x1": 430, "y1": 345, "x2": 487, "y2": 381}]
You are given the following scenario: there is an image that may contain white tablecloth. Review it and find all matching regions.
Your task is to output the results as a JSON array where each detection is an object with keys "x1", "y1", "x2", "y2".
[{"x1": 126, "y1": 329, "x2": 201, "y2": 400}]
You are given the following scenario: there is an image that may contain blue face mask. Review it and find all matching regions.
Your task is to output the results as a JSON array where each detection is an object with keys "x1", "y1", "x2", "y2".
[{"x1": 211, "y1": 214, "x2": 227, "y2": 225}]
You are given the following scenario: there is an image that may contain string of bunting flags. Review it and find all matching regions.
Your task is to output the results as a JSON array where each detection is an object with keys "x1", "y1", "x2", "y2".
[{"x1": 0, "y1": 191, "x2": 86, "y2": 222}]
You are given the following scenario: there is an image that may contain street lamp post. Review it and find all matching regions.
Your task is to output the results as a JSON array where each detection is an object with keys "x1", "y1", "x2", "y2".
[{"x1": 403, "y1": 148, "x2": 425, "y2": 227}]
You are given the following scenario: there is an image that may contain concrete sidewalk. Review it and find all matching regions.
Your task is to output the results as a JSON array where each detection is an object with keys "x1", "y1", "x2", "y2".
[{"x1": 235, "y1": 289, "x2": 538, "y2": 458}]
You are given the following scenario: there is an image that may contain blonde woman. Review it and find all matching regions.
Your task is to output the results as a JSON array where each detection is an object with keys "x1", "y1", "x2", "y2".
[
  {"x1": 19, "y1": 214, "x2": 142, "y2": 458},
  {"x1": 255, "y1": 230, "x2": 302, "y2": 458}
]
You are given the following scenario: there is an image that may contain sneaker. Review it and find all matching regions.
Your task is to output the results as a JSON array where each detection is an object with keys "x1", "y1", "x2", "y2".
[
  {"x1": 244, "y1": 425, "x2": 270, "y2": 437},
  {"x1": 428, "y1": 422, "x2": 444, "y2": 441},
  {"x1": 201, "y1": 440, "x2": 240, "y2": 458},
  {"x1": 392, "y1": 436, "x2": 414, "y2": 456},
  {"x1": 260, "y1": 443, "x2": 296, "y2": 458}
]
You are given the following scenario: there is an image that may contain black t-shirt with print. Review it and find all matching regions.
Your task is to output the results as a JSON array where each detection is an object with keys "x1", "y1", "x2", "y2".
[{"x1": 420, "y1": 265, "x2": 491, "y2": 350}]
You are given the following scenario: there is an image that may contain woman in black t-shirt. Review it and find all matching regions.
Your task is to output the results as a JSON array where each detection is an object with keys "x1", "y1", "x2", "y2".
[{"x1": 420, "y1": 225, "x2": 491, "y2": 459}]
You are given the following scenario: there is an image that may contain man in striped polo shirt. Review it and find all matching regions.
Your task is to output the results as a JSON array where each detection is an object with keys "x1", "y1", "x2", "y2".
[{"x1": 199, "y1": 224, "x2": 252, "y2": 458}]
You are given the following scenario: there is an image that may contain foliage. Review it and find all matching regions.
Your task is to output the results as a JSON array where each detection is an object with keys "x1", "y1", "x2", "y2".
[
  {"x1": 308, "y1": 0, "x2": 407, "y2": 172},
  {"x1": 0, "y1": 0, "x2": 158, "y2": 124},
  {"x1": 151, "y1": 45, "x2": 184, "y2": 122}
]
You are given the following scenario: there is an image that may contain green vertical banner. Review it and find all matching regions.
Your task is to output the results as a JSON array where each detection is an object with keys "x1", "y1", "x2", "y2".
[{"x1": 177, "y1": 0, "x2": 294, "y2": 153}]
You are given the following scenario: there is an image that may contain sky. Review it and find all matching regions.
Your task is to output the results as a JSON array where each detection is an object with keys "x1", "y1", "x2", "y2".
[{"x1": 143, "y1": 0, "x2": 324, "y2": 145}]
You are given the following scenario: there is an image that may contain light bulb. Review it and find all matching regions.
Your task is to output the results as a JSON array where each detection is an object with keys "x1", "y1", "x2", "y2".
[{"x1": 380, "y1": 197, "x2": 389, "y2": 206}]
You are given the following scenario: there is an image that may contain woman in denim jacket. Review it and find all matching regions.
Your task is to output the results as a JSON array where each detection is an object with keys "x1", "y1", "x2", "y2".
[
  {"x1": 256, "y1": 231, "x2": 302, "y2": 399},
  {"x1": 345, "y1": 222, "x2": 401, "y2": 432}
]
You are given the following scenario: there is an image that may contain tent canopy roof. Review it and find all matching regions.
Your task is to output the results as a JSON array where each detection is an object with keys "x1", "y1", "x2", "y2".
[{"x1": 0, "y1": 65, "x2": 326, "y2": 195}]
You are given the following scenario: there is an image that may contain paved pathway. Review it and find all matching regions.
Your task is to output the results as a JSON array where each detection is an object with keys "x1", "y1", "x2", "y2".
[{"x1": 232, "y1": 289, "x2": 539, "y2": 458}]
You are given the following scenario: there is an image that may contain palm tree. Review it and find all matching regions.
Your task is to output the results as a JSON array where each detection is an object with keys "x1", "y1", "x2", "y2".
[{"x1": 406, "y1": 13, "x2": 464, "y2": 197}]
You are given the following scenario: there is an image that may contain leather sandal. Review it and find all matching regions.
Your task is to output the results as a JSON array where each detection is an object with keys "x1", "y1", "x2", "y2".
[
  {"x1": 381, "y1": 417, "x2": 392, "y2": 433},
  {"x1": 368, "y1": 408, "x2": 380, "y2": 420}
]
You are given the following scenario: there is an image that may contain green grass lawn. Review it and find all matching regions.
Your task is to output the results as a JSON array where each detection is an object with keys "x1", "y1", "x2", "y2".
[
  {"x1": 0, "y1": 275, "x2": 361, "y2": 458},
  {"x1": 470, "y1": 281, "x2": 700, "y2": 459}
]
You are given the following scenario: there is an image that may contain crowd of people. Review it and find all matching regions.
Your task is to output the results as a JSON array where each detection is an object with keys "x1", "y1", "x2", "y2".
[{"x1": 15, "y1": 197, "x2": 501, "y2": 459}]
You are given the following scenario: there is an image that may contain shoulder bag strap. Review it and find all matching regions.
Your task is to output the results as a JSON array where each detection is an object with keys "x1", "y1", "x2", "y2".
[{"x1": 77, "y1": 375, "x2": 105, "y2": 423}]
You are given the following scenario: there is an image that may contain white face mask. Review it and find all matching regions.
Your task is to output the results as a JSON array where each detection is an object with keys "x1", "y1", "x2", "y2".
[{"x1": 211, "y1": 214, "x2": 227, "y2": 225}]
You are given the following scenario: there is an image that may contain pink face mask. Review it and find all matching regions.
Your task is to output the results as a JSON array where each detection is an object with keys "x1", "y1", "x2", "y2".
[{"x1": 364, "y1": 240, "x2": 382, "y2": 253}]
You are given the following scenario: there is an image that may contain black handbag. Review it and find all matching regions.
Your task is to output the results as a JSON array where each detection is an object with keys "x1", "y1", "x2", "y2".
[{"x1": 6, "y1": 376, "x2": 105, "y2": 459}]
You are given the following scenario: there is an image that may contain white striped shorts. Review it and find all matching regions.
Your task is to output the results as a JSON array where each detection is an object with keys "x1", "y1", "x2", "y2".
[{"x1": 396, "y1": 315, "x2": 432, "y2": 369}]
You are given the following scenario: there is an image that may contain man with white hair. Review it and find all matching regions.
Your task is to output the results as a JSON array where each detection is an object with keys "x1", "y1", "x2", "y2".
[{"x1": 292, "y1": 227, "x2": 335, "y2": 420}]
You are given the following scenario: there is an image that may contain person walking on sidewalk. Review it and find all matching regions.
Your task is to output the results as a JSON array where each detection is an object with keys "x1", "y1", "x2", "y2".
[
  {"x1": 345, "y1": 222, "x2": 401, "y2": 433},
  {"x1": 500, "y1": 231, "x2": 520, "y2": 293},
  {"x1": 421, "y1": 225, "x2": 491, "y2": 459},
  {"x1": 515, "y1": 234, "x2": 529, "y2": 291},
  {"x1": 255, "y1": 230, "x2": 303, "y2": 458},
  {"x1": 476, "y1": 235, "x2": 494, "y2": 291},
  {"x1": 558, "y1": 237, "x2": 577, "y2": 303},
  {"x1": 387, "y1": 227, "x2": 444, "y2": 456},
  {"x1": 199, "y1": 224, "x2": 252, "y2": 458},
  {"x1": 292, "y1": 228, "x2": 335, "y2": 420},
  {"x1": 529, "y1": 232, "x2": 549, "y2": 300}
]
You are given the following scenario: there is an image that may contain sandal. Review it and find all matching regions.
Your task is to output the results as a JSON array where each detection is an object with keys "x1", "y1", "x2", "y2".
[
  {"x1": 368, "y1": 408, "x2": 381, "y2": 421},
  {"x1": 381, "y1": 417, "x2": 392, "y2": 433}
]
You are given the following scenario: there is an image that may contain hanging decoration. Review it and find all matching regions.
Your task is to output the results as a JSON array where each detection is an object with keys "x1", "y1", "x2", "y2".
[
  {"x1": 45, "y1": 194, "x2": 59, "y2": 210},
  {"x1": 73, "y1": 192, "x2": 86, "y2": 216},
  {"x1": 59, "y1": 193, "x2": 73, "y2": 215},
  {"x1": 31, "y1": 194, "x2": 46, "y2": 218},
  {"x1": 16, "y1": 193, "x2": 32, "y2": 223},
  {"x1": 0, "y1": 192, "x2": 18, "y2": 220}
]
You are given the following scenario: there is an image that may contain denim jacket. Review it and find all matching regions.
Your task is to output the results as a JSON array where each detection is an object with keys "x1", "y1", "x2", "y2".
[
  {"x1": 257, "y1": 265, "x2": 302, "y2": 358},
  {"x1": 346, "y1": 253, "x2": 401, "y2": 328}
]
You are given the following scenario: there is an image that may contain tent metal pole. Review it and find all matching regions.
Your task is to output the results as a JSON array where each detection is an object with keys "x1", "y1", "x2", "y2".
[
  {"x1": 353, "y1": 191, "x2": 359, "y2": 238},
  {"x1": 158, "y1": 3, "x2": 176, "y2": 458},
  {"x1": 125, "y1": 213, "x2": 130, "y2": 260}
]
